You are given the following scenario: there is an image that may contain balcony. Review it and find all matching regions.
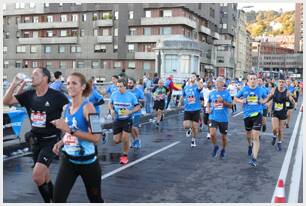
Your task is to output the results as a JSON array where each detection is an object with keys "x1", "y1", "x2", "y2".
[
  {"x1": 200, "y1": 26, "x2": 211, "y2": 35},
  {"x1": 18, "y1": 37, "x2": 78, "y2": 44},
  {"x1": 18, "y1": 21, "x2": 79, "y2": 30},
  {"x1": 214, "y1": 39, "x2": 234, "y2": 47},
  {"x1": 94, "y1": 19, "x2": 113, "y2": 27},
  {"x1": 126, "y1": 34, "x2": 188, "y2": 43},
  {"x1": 97, "y1": 36, "x2": 113, "y2": 43},
  {"x1": 141, "y1": 17, "x2": 197, "y2": 29},
  {"x1": 134, "y1": 52, "x2": 155, "y2": 60}
]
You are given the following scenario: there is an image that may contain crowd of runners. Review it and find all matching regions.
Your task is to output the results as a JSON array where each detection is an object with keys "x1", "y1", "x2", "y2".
[{"x1": 3, "y1": 67, "x2": 303, "y2": 202}]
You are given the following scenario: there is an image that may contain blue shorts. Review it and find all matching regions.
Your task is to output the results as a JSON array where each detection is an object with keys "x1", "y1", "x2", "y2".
[{"x1": 132, "y1": 115, "x2": 141, "y2": 128}]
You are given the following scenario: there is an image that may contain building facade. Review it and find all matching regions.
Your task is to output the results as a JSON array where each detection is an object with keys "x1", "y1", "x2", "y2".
[{"x1": 294, "y1": 3, "x2": 303, "y2": 53}]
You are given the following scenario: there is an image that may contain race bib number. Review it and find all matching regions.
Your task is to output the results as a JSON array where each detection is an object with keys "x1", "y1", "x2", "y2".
[
  {"x1": 247, "y1": 95, "x2": 258, "y2": 105},
  {"x1": 63, "y1": 132, "x2": 79, "y2": 146},
  {"x1": 31, "y1": 111, "x2": 46, "y2": 128},
  {"x1": 286, "y1": 101, "x2": 290, "y2": 107},
  {"x1": 187, "y1": 95, "x2": 196, "y2": 104},
  {"x1": 274, "y1": 103, "x2": 283, "y2": 111},
  {"x1": 214, "y1": 102, "x2": 224, "y2": 110},
  {"x1": 118, "y1": 108, "x2": 129, "y2": 118}
]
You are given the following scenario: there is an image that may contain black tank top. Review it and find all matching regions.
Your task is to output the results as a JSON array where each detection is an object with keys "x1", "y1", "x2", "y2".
[{"x1": 272, "y1": 88, "x2": 287, "y2": 113}]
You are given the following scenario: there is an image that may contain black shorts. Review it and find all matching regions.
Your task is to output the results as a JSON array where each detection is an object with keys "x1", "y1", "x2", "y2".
[
  {"x1": 113, "y1": 119, "x2": 132, "y2": 135},
  {"x1": 153, "y1": 100, "x2": 165, "y2": 111},
  {"x1": 209, "y1": 120, "x2": 228, "y2": 135},
  {"x1": 184, "y1": 110, "x2": 201, "y2": 123},
  {"x1": 31, "y1": 137, "x2": 58, "y2": 167},
  {"x1": 203, "y1": 109, "x2": 210, "y2": 125},
  {"x1": 272, "y1": 112, "x2": 287, "y2": 120},
  {"x1": 244, "y1": 113, "x2": 263, "y2": 131},
  {"x1": 263, "y1": 109, "x2": 268, "y2": 117}
]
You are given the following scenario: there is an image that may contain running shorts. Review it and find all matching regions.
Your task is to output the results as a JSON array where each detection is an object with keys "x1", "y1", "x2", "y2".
[
  {"x1": 184, "y1": 110, "x2": 201, "y2": 123},
  {"x1": 243, "y1": 113, "x2": 263, "y2": 131}
]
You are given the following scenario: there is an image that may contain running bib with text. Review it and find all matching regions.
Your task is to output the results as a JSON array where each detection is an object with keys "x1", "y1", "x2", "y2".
[
  {"x1": 275, "y1": 103, "x2": 284, "y2": 111},
  {"x1": 187, "y1": 95, "x2": 196, "y2": 104},
  {"x1": 246, "y1": 94, "x2": 258, "y2": 105},
  {"x1": 214, "y1": 101, "x2": 224, "y2": 110},
  {"x1": 286, "y1": 101, "x2": 290, "y2": 107},
  {"x1": 63, "y1": 132, "x2": 81, "y2": 153},
  {"x1": 31, "y1": 110, "x2": 47, "y2": 128}
]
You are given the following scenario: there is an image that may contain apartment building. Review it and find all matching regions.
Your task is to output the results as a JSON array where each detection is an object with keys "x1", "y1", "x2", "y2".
[
  {"x1": 294, "y1": 3, "x2": 303, "y2": 53},
  {"x1": 4, "y1": 3, "x2": 243, "y2": 81}
]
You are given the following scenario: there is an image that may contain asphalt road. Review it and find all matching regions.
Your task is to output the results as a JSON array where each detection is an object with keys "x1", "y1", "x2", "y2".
[{"x1": 3, "y1": 102, "x2": 303, "y2": 203}]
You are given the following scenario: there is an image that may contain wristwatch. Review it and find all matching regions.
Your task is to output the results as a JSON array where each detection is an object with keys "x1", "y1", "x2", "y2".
[{"x1": 69, "y1": 126, "x2": 78, "y2": 135}]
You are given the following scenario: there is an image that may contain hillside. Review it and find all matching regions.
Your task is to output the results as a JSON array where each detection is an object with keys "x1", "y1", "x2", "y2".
[{"x1": 245, "y1": 10, "x2": 295, "y2": 38}]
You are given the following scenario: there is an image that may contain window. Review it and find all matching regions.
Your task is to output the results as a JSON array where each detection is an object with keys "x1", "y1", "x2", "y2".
[
  {"x1": 71, "y1": 29, "x2": 78, "y2": 36},
  {"x1": 32, "y1": 61, "x2": 38, "y2": 68},
  {"x1": 80, "y1": 29, "x2": 85, "y2": 37},
  {"x1": 17, "y1": 45, "x2": 26, "y2": 53},
  {"x1": 210, "y1": 8, "x2": 215, "y2": 18},
  {"x1": 163, "y1": 10, "x2": 172, "y2": 17},
  {"x1": 44, "y1": 45, "x2": 52, "y2": 53},
  {"x1": 72, "y1": 14, "x2": 78, "y2": 22},
  {"x1": 60, "y1": 15, "x2": 67, "y2": 22},
  {"x1": 77, "y1": 61, "x2": 84, "y2": 68},
  {"x1": 23, "y1": 31, "x2": 30, "y2": 38},
  {"x1": 60, "y1": 61, "x2": 66, "y2": 69},
  {"x1": 93, "y1": 13, "x2": 98, "y2": 21},
  {"x1": 192, "y1": 56, "x2": 199, "y2": 73},
  {"x1": 15, "y1": 3, "x2": 20, "y2": 9},
  {"x1": 92, "y1": 61, "x2": 100, "y2": 69},
  {"x1": 47, "y1": 30, "x2": 53, "y2": 37},
  {"x1": 165, "y1": 55, "x2": 178, "y2": 73},
  {"x1": 145, "y1": 10, "x2": 151, "y2": 18},
  {"x1": 114, "y1": 61, "x2": 121, "y2": 68},
  {"x1": 3, "y1": 46, "x2": 7, "y2": 53},
  {"x1": 3, "y1": 3, "x2": 6, "y2": 10},
  {"x1": 82, "y1": 13, "x2": 87, "y2": 22},
  {"x1": 102, "y1": 12, "x2": 111, "y2": 19},
  {"x1": 113, "y1": 45, "x2": 118, "y2": 52},
  {"x1": 143, "y1": 62, "x2": 151, "y2": 71},
  {"x1": 32, "y1": 31, "x2": 38, "y2": 38},
  {"x1": 93, "y1": 29, "x2": 98, "y2": 36},
  {"x1": 33, "y1": 16, "x2": 39, "y2": 23},
  {"x1": 44, "y1": 3, "x2": 49, "y2": 8},
  {"x1": 180, "y1": 55, "x2": 190, "y2": 73},
  {"x1": 128, "y1": 44, "x2": 135, "y2": 52},
  {"x1": 16, "y1": 17, "x2": 20, "y2": 24},
  {"x1": 16, "y1": 60, "x2": 22, "y2": 68},
  {"x1": 128, "y1": 61, "x2": 136, "y2": 69},
  {"x1": 94, "y1": 44, "x2": 106, "y2": 53},
  {"x1": 59, "y1": 3, "x2": 63, "y2": 6},
  {"x1": 47, "y1": 15, "x2": 53, "y2": 22},
  {"x1": 144, "y1": 27, "x2": 151, "y2": 36},
  {"x1": 4, "y1": 61, "x2": 9, "y2": 69},
  {"x1": 102, "y1": 29, "x2": 109, "y2": 36},
  {"x1": 60, "y1": 30, "x2": 67, "y2": 37},
  {"x1": 114, "y1": 28, "x2": 118, "y2": 36},
  {"x1": 223, "y1": 24, "x2": 227, "y2": 29},
  {"x1": 75, "y1": 3, "x2": 82, "y2": 5},
  {"x1": 129, "y1": 28, "x2": 136, "y2": 35},
  {"x1": 30, "y1": 45, "x2": 37, "y2": 53},
  {"x1": 30, "y1": 3, "x2": 35, "y2": 8},
  {"x1": 24, "y1": 16, "x2": 31, "y2": 23},
  {"x1": 161, "y1": 27, "x2": 171, "y2": 35},
  {"x1": 129, "y1": 11, "x2": 134, "y2": 19},
  {"x1": 217, "y1": 56, "x2": 224, "y2": 63},
  {"x1": 71, "y1": 45, "x2": 81, "y2": 53},
  {"x1": 59, "y1": 45, "x2": 65, "y2": 53},
  {"x1": 46, "y1": 61, "x2": 52, "y2": 69},
  {"x1": 5, "y1": 32, "x2": 10, "y2": 39},
  {"x1": 114, "y1": 11, "x2": 119, "y2": 20}
]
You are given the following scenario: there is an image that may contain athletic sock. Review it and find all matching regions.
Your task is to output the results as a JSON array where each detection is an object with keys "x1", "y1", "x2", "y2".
[
  {"x1": 38, "y1": 182, "x2": 51, "y2": 203},
  {"x1": 191, "y1": 137, "x2": 196, "y2": 142},
  {"x1": 47, "y1": 181, "x2": 54, "y2": 202}
]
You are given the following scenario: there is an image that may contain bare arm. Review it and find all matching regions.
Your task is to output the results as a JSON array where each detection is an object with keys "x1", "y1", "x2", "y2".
[{"x1": 3, "y1": 77, "x2": 25, "y2": 106}]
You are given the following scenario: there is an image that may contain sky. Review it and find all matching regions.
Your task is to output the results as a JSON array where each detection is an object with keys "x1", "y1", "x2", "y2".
[{"x1": 238, "y1": 3, "x2": 295, "y2": 12}]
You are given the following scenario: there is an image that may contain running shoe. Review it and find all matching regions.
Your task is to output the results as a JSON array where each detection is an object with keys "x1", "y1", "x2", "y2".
[
  {"x1": 248, "y1": 158, "x2": 257, "y2": 167},
  {"x1": 206, "y1": 133, "x2": 211, "y2": 140},
  {"x1": 133, "y1": 139, "x2": 141, "y2": 149},
  {"x1": 186, "y1": 128, "x2": 192, "y2": 137},
  {"x1": 271, "y1": 137, "x2": 276, "y2": 146},
  {"x1": 262, "y1": 125, "x2": 266, "y2": 132},
  {"x1": 277, "y1": 142, "x2": 282, "y2": 151},
  {"x1": 191, "y1": 140, "x2": 196, "y2": 148},
  {"x1": 212, "y1": 145, "x2": 219, "y2": 158},
  {"x1": 248, "y1": 145, "x2": 252, "y2": 157},
  {"x1": 219, "y1": 149, "x2": 225, "y2": 160},
  {"x1": 119, "y1": 155, "x2": 129, "y2": 164}
]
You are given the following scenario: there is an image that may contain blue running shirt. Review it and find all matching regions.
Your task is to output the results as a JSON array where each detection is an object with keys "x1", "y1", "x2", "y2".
[
  {"x1": 183, "y1": 84, "x2": 202, "y2": 112},
  {"x1": 129, "y1": 87, "x2": 144, "y2": 116},
  {"x1": 110, "y1": 91, "x2": 138, "y2": 120},
  {"x1": 208, "y1": 89, "x2": 232, "y2": 122}
]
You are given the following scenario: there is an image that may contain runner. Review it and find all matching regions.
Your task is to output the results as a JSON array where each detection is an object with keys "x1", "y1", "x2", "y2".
[
  {"x1": 257, "y1": 78, "x2": 269, "y2": 132},
  {"x1": 50, "y1": 71, "x2": 67, "y2": 94},
  {"x1": 152, "y1": 79, "x2": 169, "y2": 128},
  {"x1": 165, "y1": 75, "x2": 181, "y2": 110},
  {"x1": 3, "y1": 67, "x2": 69, "y2": 202},
  {"x1": 127, "y1": 78, "x2": 145, "y2": 149},
  {"x1": 109, "y1": 79, "x2": 141, "y2": 164},
  {"x1": 235, "y1": 73, "x2": 268, "y2": 167},
  {"x1": 51, "y1": 72, "x2": 103, "y2": 202},
  {"x1": 178, "y1": 73, "x2": 204, "y2": 147},
  {"x1": 285, "y1": 79, "x2": 295, "y2": 128},
  {"x1": 262, "y1": 77, "x2": 295, "y2": 151},
  {"x1": 103, "y1": 75, "x2": 119, "y2": 97},
  {"x1": 201, "y1": 79, "x2": 214, "y2": 139},
  {"x1": 207, "y1": 77, "x2": 232, "y2": 159},
  {"x1": 227, "y1": 80, "x2": 238, "y2": 114}
]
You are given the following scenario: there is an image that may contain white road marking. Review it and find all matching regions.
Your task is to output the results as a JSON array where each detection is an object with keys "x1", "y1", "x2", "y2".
[
  {"x1": 271, "y1": 107, "x2": 302, "y2": 203},
  {"x1": 102, "y1": 141, "x2": 180, "y2": 180},
  {"x1": 288, "y1": 121, "x2": 303, "y2": 203}
]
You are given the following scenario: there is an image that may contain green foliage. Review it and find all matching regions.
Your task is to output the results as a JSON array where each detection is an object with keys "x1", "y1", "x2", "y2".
[{"x1": 245, "y1": 10, "x2": 295, "y2": 37}]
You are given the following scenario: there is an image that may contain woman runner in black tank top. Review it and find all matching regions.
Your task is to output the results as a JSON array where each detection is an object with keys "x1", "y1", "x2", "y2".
[{"x1": 263, "y1": 79, "x2": 295, "y2": 151}]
